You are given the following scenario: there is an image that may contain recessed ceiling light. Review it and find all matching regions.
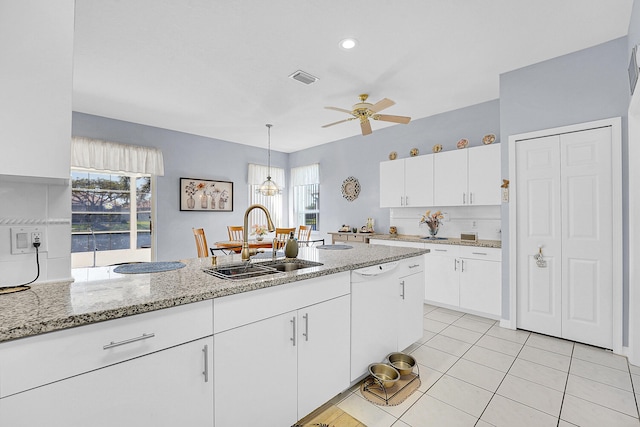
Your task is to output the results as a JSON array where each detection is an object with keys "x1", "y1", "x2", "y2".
[{"x1": 339, "y1": 38, "x2": 358, "y2": 50}]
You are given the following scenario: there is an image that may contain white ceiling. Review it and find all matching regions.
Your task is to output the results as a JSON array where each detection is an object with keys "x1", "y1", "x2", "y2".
[{"x1": 72, "y1": 0, "x2": 633, "y2": 153}]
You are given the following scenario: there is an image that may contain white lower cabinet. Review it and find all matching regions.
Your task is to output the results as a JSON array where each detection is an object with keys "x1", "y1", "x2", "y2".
[
  {"x1": 424, "y1": 244, "x2": 502, "y2": 318},
  {"x1": 213, "y1": 273, "x2": 351, "y2": 427},
  {"x1": 397, "y1": 262, "x2": 426, "y2": 351},
  {"x1": 0, "y1": 336, "x2": 214, "y2": 427},
  {"x1": 350, "y1": 257, "x2": 425, "y2": 381},
  {"x1": 0, "y1": 300, "x2": 214, "y2": 427},
  {"x1": 424, "y1": 244, "x2": 460, "y2": 307}
]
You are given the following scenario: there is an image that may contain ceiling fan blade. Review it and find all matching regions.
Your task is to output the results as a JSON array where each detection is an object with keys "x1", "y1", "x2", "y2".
[
  {"x1": 321, "y1": 118, "x2": 355, "y2": 128},
  {"x1": 360, "y1": 119, "x2": 372, "y2": 136},
  {"x1": 369, "y1": 98, "x2": 395, "y2": 113},
  {"x1": 325, "y1": 106, "x2": 354, "y2": 115},
  {"x1": 373, "y1": 114, "x2": 411, "y2": 124}
]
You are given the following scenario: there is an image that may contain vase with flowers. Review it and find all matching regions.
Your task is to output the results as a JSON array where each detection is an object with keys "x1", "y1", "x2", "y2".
[
  {"x1": 420, "y1": 210, "x2": 444, "y2": 238},
  {"x1": 251, "y1": 224, "x2": 268, "y2": 241}
]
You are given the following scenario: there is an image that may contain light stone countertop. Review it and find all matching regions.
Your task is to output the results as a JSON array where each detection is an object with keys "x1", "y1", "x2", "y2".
[
  {"x1": 369, "y1": 234, "x2": 502, "y2": 248},
  {"x1": 0, "y1": 244, "x2": 428, "y2": 343}
]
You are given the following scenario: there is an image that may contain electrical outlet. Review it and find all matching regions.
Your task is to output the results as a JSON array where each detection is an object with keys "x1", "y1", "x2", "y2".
[
  {"x1": 10, "y1": 227, "x2": 45, "y2": 254},
  {"x1": 32, "y1": 232, "x2": 42, "y2": 245}
]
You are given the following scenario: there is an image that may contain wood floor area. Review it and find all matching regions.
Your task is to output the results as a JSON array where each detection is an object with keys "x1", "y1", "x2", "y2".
[{"x1": 294, "y1": 402, "x2": 366, "y2": 427}]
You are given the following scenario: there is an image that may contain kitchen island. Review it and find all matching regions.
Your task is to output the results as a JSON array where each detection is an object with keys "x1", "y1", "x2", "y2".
[{"x1": 0, "y1": 244, "x2": 428, "y2": 427}]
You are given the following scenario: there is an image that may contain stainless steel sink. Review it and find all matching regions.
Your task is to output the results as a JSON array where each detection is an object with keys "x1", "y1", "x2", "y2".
[
  {"x1": 261, "y1": 260, "x2": 323, "y2": 272},
  {"x1": 203, "y1": 259, "x2": 323, "y2": 280},
  {"x1": 203, "y1": 263, "x2": 278, "y2": 280}
]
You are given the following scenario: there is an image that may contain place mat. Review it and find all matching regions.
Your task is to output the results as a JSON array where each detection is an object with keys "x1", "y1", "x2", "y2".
[
  {"x1": 114, "y1": 261, "x2": 186, "y2": 274},
  {"x1": 293, "y1": 402, "x2": 366, "y2": 427},
  {"x1": 360, "y1": 373, "x2": 421, "y2": 406},
  {"x1": 316, "y1": 245, "x2": 353, "y2": 250}
]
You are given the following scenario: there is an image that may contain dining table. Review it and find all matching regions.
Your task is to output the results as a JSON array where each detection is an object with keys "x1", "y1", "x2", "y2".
[{"x1": 213, "y1": 239, "x2": 272, "y2": 254}]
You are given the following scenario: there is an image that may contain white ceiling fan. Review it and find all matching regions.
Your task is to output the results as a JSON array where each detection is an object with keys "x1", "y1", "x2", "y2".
[{"x1": 322, "y1": 94, "x2": 412, "y2": 136}]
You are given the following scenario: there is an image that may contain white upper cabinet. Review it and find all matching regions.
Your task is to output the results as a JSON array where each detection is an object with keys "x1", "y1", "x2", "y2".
[
  {"x1": 434, "y1": 144, "x2": 501, "y2": 206},
  {"x1": 468, "y1": 143, "x2": 501, "y2": 205},
  {"x1": 433, "y1": 149, "x2": 468, "y2": 206},
  {"x1": 380, "y1": 155, "x2": 434, "y2": 208},
  {"x1": 0, "y1": 1, "x2": 74, "y2": 182}
]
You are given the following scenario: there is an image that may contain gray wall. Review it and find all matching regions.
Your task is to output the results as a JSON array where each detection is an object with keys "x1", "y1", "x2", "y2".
[
  {"x1": 72, "y1": 112, "x2": 289, "y2": 262},
  {"x1": 499, "y1": 37, "x2": 631, "y2": 342},
  {"x1": 289, "y1": 100, "x2": 501, "y2": 239}
]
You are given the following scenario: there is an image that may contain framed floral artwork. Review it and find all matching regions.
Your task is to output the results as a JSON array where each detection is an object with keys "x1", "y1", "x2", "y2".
[{"x1": 180, "y1": 178, "x2": 233, "y2": 212}]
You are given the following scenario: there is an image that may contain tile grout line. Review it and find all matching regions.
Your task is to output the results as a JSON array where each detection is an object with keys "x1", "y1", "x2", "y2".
[{"x1": 473, "y1": 324, "x2": 534, "y2": 426}]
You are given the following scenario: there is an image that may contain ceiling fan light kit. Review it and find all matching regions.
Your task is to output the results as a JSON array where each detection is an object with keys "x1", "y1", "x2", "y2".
[
  {"x1": 322, "y1": 94, "x2": 411, "y2": 136},
  {"x1": 257, "y1": 124, "x2": 282, "y2": 196}
]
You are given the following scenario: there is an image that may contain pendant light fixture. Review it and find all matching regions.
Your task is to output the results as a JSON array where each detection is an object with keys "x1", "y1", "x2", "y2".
[{"x1": 257, "y1": 123, "x2": 281, "y2": 196}]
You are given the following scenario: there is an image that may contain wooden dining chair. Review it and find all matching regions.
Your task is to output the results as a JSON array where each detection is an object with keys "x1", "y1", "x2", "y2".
[
  {"x1": 297, "y1": 225, "x2": 312, "y2": 246},
  {"x1": 227, "y1": 225, "x2": 244, "y2": 241},
  {"x1": 275, "y1": 227, "x2": 296, "y2": 241},
  {"x1": 192, "y1": 228, "x2": 209, "y2": 258}
]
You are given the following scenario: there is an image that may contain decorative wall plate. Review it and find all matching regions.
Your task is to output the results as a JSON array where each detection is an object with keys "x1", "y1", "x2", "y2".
[
  {"x1": 410, "y1": 148, "x2": 419, "y2": 157},
  {"x1": 482, "y1": 134, "x2": 496, "y2": 145},
  {"x1": 389, "y1": 151, "x2": 397, "y2": 160},
  {"x1": 432, "y1": 144, "x2": 443, "y2": 153},
  {"x1": 456, "y1": 138, "x2": 469, "y2": 149},
  {"x1": 341, "y1": 176, "x2": 361, "y2": 201}
]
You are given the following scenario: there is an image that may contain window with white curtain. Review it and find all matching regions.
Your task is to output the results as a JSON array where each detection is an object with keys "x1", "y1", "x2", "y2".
[
  {"x1": 247, "y1": 163, "x2": 285, "y2": 229},
  {"x1": 70, "y1": 137, "x2": 163, "y2": 267},
  {"x1": 291, "y1": 164, "x2": 319, "y2": 231}
]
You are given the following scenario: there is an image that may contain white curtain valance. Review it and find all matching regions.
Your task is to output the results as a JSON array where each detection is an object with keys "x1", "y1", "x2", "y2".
[
  {"x1": 248, "y1": 163, "x2": 285, "y2": 187},
  {"x1": 291, "y1": 163, "x2": 319, "y2": 186},
  {"x1": 71, "y1": 137, "x2": 165, "y2": 176}
]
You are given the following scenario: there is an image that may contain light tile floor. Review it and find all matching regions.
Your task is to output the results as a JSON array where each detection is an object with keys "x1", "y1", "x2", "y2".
[{"x1": 331, "y1": 304, "x2": 640, "y2": 427}]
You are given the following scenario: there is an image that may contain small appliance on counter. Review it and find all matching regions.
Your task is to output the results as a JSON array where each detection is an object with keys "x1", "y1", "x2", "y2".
[{"x1": 460, "y1": 232, "x2": 478, "y2": 242}]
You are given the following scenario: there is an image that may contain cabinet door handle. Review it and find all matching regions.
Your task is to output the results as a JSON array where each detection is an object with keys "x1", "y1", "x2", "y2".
[
  {"x1": 303, "y1": 313, "x2": 309, "y2": 341},
  {"x1": 461, "y1": 259, "x2": 465, "y2": 273},
  {"x1": 400, "y1": 280, "x2": 405, "y2": 300},
  {"x1": 202, "y1": 344, "x2": 209, "y2": 383},
  {"x1": 400, "y1": 196, "x2": 404, "y2": 206},
  {"x1": 463, "y1": 193, "x2": 466, "y2": 204},
  {"x1": 470, "y1": 192, "x2": 474, "y2": 204},
  {"x1": 454, "y1": 259, "x2": 458, "y2": 271},
  {"x1": 103, "y1": 332, "x2": 155, "y2": 350},
  {"x1": 290, "y1": 316, "x2": 297, "y2": 347}
]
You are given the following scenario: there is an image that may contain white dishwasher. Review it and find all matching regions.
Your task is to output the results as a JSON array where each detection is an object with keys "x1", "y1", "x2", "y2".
[{"x1": 350, "y1": 261, "x2": 400, "y2": 381}]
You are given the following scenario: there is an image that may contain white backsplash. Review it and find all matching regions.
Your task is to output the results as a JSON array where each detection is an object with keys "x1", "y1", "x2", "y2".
[
  {"x1": 0, "y1": 179, "x2": 72, "y2": 285},
  {"x1": 389, "y1": 205, "x2": 501, "y2": 241}
]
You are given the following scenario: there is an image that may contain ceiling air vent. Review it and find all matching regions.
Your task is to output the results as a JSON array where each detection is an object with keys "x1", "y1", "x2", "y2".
[{"x1": 288, "y1": 70, "x2": 319, "y2": 85}]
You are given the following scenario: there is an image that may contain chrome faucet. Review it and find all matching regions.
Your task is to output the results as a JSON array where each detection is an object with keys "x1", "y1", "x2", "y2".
[{"x1": 242, "y1": 204, "x2": 275, "y2": 261}]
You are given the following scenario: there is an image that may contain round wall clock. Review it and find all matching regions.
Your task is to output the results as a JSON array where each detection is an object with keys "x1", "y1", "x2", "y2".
[{"x1": 341, "y1": 176, "x2": 361, "y2": 201}]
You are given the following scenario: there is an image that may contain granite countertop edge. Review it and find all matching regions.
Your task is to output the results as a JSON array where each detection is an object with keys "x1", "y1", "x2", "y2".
[
  {"x1": 369, "y1": 234, "x2": 502, "y2": 248},
  {"x1": 0, "y1": 246, "x2": 429, "y2": 343}
]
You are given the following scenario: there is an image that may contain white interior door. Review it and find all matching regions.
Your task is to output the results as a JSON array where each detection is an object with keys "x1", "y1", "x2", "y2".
[
  {"x1": 516, "y1": 135, "x2": 563, "y2": 337},
  {"x1": 560, "y1": 127, "x2": 612, "y2": 348},
  {"x1": 516, "y1": 127, "x2": 613, "y2": 349}
]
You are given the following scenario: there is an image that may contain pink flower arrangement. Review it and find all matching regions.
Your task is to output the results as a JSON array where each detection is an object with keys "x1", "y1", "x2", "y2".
[
  {"x1": 419, "y1": 210, "x2": 443, "y2": 231},
  {"x1": 251, "y1": 224, "x2": 268, "y2": 236}
]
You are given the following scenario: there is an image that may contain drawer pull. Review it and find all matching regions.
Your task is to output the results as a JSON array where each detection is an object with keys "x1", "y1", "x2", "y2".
[
  {"x1": 103, "y1": 332, "x2": 155, "y2": 350},
  {"x1": 202, "y1": 344, "x2": 209, "y2": 383},
  {"x1": 408, "y1": 264, "x2": 420, "y2": 268},
  {"x1": 471, "y1": 252, "x2": 488, "y2": 256},
  {"x1": 434, "y1": 249, "x2": 447, "y2": 252}
]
